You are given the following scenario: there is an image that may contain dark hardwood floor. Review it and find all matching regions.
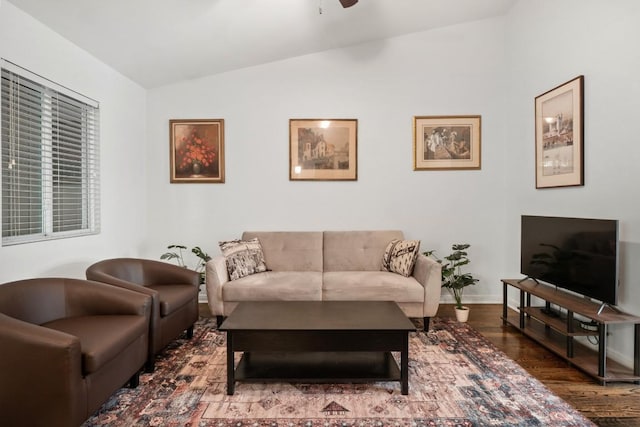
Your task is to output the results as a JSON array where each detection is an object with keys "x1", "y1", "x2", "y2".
[{"x1": 199, "y1": 303, "x2": 640, "y2": 426}]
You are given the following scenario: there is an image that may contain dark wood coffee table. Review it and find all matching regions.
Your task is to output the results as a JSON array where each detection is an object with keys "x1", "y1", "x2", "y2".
[{"x1": 219, "y1": 301, "x2": 416, "y2": 395}]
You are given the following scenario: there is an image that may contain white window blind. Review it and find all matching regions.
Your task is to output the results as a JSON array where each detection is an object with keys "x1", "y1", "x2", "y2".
[{"x1": 1, "y1": 60, "x2": 100, "y2": 245}]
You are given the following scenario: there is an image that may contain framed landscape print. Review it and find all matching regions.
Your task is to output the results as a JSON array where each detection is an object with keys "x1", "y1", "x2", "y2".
[
  {"x1": 170, "y1": 119, "x2": 225, "y2": 183},
  {"x1": 289, "y1": 119, "x2": 357, "y2": 181},
  {"x1": 413, "y1": 115, "x2": 481, "y2": 170},
  {"x1": 535, "y1": 76, "x2": 584, "y2": 189}
]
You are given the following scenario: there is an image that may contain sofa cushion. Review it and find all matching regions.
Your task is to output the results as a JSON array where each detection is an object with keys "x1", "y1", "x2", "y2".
[
  {"x1": 43, "y1": 315, "x2": 148, "y2": 375},
  {"x1": 242, "y1": 231, "x2": 323, "y2": 272},
  {"x1": 323, "y1": 230, "x2": 405, "y2": 272},
  {"x1": 381, "y1": 239, "x2": 421, "y2": 277},
  {"x1": 148, "y1": 284, "x2": 198, "y2": 317},
  {"x1": 222, "y1": 271, "x2": 323, "y2": 301},
  {"x1": 219, "y1": 238, "x2": 268, "y2": 280},
  {"x1": 322, "y1": 271, "x2": 425, "y2": 302}
]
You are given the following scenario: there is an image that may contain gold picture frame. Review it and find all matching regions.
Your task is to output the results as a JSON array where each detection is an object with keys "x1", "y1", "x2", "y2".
[
  {"x1": 535, "y1": 76, "x2": 584, "y2": 189},
  {"x1": 413, "y1": 115, "x2": 481, "y2": 170},
  {"x1": 169, "y1": 119, "x2": 225, "y2": 183},
  {"x1": 289, "y1": 118, "x2": 358, "y2": 181}
]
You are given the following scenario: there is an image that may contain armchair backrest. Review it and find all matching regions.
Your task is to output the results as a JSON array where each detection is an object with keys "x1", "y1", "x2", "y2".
[
  {"x1": 0, "y1": 278, "x2": 151, "y2": 325},
  {"x1": 86, "y1": 258, "x2": 146, "y2": 285},
  {"x1": 0, "y1": 278, "x2": 73, "y2": 325},
  {"x1": 86, "y1": 258, "x2": 199, "y2": 287}
]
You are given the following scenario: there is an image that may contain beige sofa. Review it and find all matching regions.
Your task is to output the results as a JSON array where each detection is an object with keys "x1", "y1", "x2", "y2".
[{"x1": 206, "y1": 230, "x2": 442, "y2": 330}]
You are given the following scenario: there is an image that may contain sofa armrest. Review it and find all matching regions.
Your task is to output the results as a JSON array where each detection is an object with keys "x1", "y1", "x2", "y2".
[
  {"x1": 412, "y1": 254, "x2": 442, "y2": 317},
  {"x1": 0, "y1": 313, "x2": 86, "y2": 426},
  {"x1": 205, "y1": 255, "x2": 229, "y2": 316}
]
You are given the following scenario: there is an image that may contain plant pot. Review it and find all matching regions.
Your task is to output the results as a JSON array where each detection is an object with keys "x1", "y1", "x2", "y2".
[{"x1": 455, "y1": 306, "x2": 470, "y2": 323}]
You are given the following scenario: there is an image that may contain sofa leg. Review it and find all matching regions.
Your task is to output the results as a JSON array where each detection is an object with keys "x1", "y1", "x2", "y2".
[
  {"x1": 187, "y1": 325, "x2": 194, "y2": 339},
  {"x1": 423, "y1": 317, "x2": 430, "y2": 332},
  {"x1": 216, "y1": 315, "x2": 225, "y2": 328},
  {"x1": 128, "y1": 371, "x2": 140, "y2": 388},
  {"x1": 145, "y1": 357, "x2": 155, "y2": 373}
]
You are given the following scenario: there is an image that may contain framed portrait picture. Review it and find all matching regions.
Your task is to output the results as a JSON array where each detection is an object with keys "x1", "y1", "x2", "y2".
[
  {"x1": 169, "y1": 119, "x2": 225, "y2": 183},
  {"x1": 535, "y1": 76, "x2": 584, "y2": 189},
  {"x1": 413, "y1": 115, "x2": 481, "y2": 170},
  {"x1": 289, "y1": 119, "x2": 357, "y2": 181}
]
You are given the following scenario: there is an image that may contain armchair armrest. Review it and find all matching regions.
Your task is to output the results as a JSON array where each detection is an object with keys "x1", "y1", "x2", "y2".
[
  {"x1": 205, "y1": 255, "x2": 229, "y2": 316},
  {"x1": 0, "y1": 313, "x2": 86, "y2": 426},
  {"x1": 66, "y1": 279, "x2": 152, "y2": 318},
  {"x1": 412, "y1": 254, "x2": 442, "y2": 317}
]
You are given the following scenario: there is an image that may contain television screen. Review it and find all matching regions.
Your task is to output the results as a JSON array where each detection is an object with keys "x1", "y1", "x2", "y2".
[{"x1": 520, "y1": 215, "x2": 619, "y2": 305}]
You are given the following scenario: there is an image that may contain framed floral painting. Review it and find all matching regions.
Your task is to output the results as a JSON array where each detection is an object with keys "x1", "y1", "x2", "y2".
[{"x1": 169, "y1": 119, "x2": 225, "y2": 183}]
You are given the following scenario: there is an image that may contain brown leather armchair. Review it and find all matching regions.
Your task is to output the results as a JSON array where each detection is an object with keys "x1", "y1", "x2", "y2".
[
  {"x1": 0, "y1": 278, "x2": 151, "y2": 427},
  {"x1": 86, "y1": 258, "x2": 200, "y2": 372}
]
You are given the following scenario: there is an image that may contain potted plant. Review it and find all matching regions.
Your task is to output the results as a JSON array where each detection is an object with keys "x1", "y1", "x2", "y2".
[
  {"x1": 424, "y1": 243, "x2": 478, "y2": 322},
  {"x1": 161, "y1": 244, "x2": 211, "y2": 284}
]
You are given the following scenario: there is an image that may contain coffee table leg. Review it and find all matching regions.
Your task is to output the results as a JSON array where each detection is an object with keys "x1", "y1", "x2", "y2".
[
  {"x1": 401, "y1": 333, "x2": 409, "y2": 395},
  {"x1": 226, "y1": 332, "x2": 235, "y2": 395}
]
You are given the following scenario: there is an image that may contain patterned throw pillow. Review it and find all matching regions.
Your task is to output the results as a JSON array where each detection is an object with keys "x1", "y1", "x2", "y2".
[
  {"x1": 219, "y1": 238, "x2": 268, "y2": 280},
  {"x1": 381, "y1": 239, "x2": 421, "y2": 277}
]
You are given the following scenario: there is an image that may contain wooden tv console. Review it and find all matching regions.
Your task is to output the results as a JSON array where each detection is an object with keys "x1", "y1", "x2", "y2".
[{"x1": 501, "y1": 278, "x2": 640, "y2": 385}]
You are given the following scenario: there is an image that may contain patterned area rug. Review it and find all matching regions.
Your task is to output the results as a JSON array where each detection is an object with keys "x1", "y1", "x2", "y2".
[{"x1": 83, "y1": 318, "x2": 595, "y2": 427}]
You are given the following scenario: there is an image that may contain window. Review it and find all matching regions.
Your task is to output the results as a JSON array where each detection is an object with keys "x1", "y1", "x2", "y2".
[{"x1": 1, "y1": 60, "x2": 100, "y2": 245}]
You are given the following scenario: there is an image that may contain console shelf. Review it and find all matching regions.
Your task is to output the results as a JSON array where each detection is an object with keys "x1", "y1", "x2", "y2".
[{"x1": 502, "y1": 278, "x2": 640, "y2": 385}]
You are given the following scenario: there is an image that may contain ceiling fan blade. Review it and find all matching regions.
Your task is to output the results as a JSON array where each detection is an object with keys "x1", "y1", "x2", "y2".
[{"x1": 339, "y1": 0, "x2": 358, "y2": 8}]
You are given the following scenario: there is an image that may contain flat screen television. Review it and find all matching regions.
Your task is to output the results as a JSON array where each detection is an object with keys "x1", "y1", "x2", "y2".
[{"x1": 520, "y1": 215, "x2": 619, "y2": 305}]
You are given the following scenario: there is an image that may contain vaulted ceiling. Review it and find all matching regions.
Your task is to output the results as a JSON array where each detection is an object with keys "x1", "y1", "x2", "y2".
[{"x1": 7, "y1": 0, "x2": 516, "y2": 88}]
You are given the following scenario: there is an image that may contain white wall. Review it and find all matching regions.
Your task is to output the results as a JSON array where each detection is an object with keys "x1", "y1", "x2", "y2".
[
  {"x1": 0, "y1": 2, "x2": 148, "y2": 281},
  {"x1": 144, "y1": 17, "x2": 509, "y2": 304},
  {"x1": 2, "y1": 0, "x2": 638, "y2": 371},
  {"x1": 504, "y1": 0, "x2": 640, "y2": 366}
]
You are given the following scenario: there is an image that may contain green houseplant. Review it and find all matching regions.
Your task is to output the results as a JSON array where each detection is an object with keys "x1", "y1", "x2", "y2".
[
  {"x1": 424, "y1": 243, "x2": 478, "y2": 322},
  {"x1": 161, "y1": 244, "x2": 211, "y2": 284}
]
